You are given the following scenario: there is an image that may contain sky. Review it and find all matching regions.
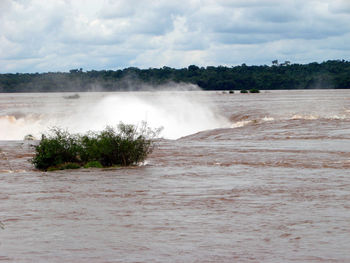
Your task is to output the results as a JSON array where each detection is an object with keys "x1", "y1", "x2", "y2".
[{"x1": 0, "y1": 0, "x2": 349, "y2": 73}]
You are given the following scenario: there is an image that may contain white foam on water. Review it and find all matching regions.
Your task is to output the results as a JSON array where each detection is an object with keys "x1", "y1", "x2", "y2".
[
  {"x1": 0, "y1": 91, "x2": 230, "y2": 140},
  {"x1": 262, "y1": 116, "x2": 275, "y2": 122},
  {"x1": 291, "y1": 114, "x2": 319, "y2": 120},
  {"x1": 71, "y1": 93, "x2": 230, "y2": 139},
  {"x1": 231, "y1": 120, "x2": 252, "y2": 128}
]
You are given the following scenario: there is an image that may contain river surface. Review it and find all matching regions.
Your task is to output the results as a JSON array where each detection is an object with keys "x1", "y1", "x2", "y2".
[{"x1": 0, "y1": 90, "x2": 350, "y2": 262}]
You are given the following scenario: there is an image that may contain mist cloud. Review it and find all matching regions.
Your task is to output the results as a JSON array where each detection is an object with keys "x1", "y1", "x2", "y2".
[{"x1": 0, "y1": 0, "x2": 349, "y2": 73}]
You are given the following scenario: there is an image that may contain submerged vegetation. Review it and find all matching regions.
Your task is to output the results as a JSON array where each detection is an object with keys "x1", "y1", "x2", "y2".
[
  {"x1": 63, "y1": 93, "x2": 80, "y2": 99},
  {"x1": 24, "y1": 134, "x2": 36, "y2": 140},
  {"x1": 32, "y1": 123, "x2": 160, "y2": 171},
  {"x1": 1, "y1": 60, "x2": 349, "y2": 92},
  {"x1": 249, "y1": 88, "x2": 260, "y2": 93}
]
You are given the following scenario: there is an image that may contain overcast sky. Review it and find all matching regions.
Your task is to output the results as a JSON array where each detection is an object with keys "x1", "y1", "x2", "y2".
[{"x1": 0, "y1": 0, "x2": 349, "y2": 73}]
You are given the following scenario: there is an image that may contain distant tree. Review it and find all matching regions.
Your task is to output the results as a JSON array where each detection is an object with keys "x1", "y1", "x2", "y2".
[
  {"x1": 1, "y1": 60, "x2": 350, "y2": 92},
  {"x1": 188, "y1": 65, "x2": 199, "y2": 71}
]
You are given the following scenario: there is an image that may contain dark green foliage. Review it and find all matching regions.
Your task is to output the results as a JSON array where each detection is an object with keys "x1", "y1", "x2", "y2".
[
  {"x1": 47, "y1": 162, "x2": 81, "y2": 171},
  {"x1": 32, "y1": 123, "x2": 159, "y2": 171},
  {"x1": 32, "y1": 128, "x2": 82, "y2": 170},
  {"x1": 1, "y1": 60, "x2": 350, "y2": 92},
  {"x1": 240, "y1": 89, "x2": 248, "y2": 93},
  {"x1": 84, "y1": 161, "x2": 103, "y2": 168},
  {"x1": 61, "y1": 163, "x2": 81, "y2": 169},
  {"x1": 249, "y1": 88, "x2": 260, "y2": 93},
  {"x1": 229, "y1": 90, "x2": 234, "y2": 94}
]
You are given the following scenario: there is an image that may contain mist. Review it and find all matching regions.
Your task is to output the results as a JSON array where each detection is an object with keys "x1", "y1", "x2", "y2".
[{"x1": 0, "y1": 86, "x2": 230, "y2": 140}]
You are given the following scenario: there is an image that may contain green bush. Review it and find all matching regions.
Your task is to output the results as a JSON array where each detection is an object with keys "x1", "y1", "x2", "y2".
[
  {"x1": 240, "y1": 89, "x2": 248, "y2": 93},
  {"x1": 32, "y1": 128, "x2": 82, "y2": 170},
  {"x1": 47, "y1": 162, "x2": 81, "y2": 171},
  {"x1": 249, "y1": 88, "x2": 260, "y2": 93},
  {"x1": 60, "y1": 162, "x2": 81, "y2": 170},
  {"x1": 84, "y1": 161, "x2": 103, "y2": 168},
  {"x1": 32, "y1": 122, "x2": 160, "y2": 171}
]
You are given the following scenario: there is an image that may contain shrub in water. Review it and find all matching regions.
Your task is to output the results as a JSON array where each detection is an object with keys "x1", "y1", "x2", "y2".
[
  {"x1": 24, "y1": 134, "x2": 36, "y2": 140},
  {"x1": 32, "y1": 128, "x2": 82, "y2": 171},
  {"x1": 84, "y1": 161, "x2": 103, "y2": 168},
  {"x1": 60, "y1": 162, "x2": 81, "y2": 170},
  {"x1": 47, "y1": 162, "x2": 81, "y2": 171},
  {"x1": 32, "y1": 122, "x2": 160, "y2": 171},
  {"x1": 249, "y1": 88, "x2": 260, "y2": 93}
]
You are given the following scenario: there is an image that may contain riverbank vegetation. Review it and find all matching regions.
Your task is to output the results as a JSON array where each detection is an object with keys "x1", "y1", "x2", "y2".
[
  {"x1": 32, "y1": 123, "x2": 160, "y2": 171},
  {"x1": 1, "y1": 60, "x2": 349, "y2": 92}
]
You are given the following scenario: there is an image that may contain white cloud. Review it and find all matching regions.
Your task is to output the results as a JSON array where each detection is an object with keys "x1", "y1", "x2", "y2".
[
  {"x1": 0, "y1": 0, "x2": 349, "y2": 73},
  {"x1": 328, "y1": 0, "x2": 350, "y2": 14}
]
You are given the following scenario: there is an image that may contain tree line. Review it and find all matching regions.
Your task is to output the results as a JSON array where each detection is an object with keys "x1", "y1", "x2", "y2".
[{"x1": 0, "y1": 60, "x2": 349, "y2": 92}]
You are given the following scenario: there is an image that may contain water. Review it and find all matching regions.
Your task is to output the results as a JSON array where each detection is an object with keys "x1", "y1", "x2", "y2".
[
  {"x1": 0, "y1": 91, "x2": 229, "y2": 140},
  {"x1": 0, "y1": 90, "x2": 350, "y2": 262}
]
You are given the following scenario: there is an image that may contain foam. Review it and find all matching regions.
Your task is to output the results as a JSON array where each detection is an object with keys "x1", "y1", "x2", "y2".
[{"x1": 0, "y1": 92, "x2": 230, "y2": 140}]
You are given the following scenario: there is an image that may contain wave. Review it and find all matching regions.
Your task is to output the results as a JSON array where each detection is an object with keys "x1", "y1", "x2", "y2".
[
  {"x1": 0, "y1": 114, "x2": 43, "y2": 140},
  {"x1": 0, "y1": 93, "x2": 229, "y2": 140},
  {"x1": 228, "y1": 113, "x2": 350, "y2": 129},
  {"x1": 1, "y1": 91, "x2": 349, "y2": 140},
  {"x1": 290, "y1": 114, "x2": 348, "y2": 120},
  {"x1": 1, "y1": 110, "x2": 349, "y2": 141}
]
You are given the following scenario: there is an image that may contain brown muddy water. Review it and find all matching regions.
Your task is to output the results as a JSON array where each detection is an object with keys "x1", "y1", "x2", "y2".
[{"x1": 0, "y1": 90, "x2": 350, "y2": 262}]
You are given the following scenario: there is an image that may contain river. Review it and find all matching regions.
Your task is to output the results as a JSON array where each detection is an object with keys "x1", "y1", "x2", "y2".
[{"x1": 0, "y1": 90, "x2": 350, "y2": 262}]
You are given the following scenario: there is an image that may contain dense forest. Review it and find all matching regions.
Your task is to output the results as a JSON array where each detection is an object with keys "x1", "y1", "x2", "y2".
[{"x1": 0, "y1": 60, "x2": 349, "y2": 92}]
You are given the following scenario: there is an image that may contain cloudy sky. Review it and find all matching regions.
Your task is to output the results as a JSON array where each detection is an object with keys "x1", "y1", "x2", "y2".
[{"x1": 0, "y1": 0, "x2": 349, "y2": 73}]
